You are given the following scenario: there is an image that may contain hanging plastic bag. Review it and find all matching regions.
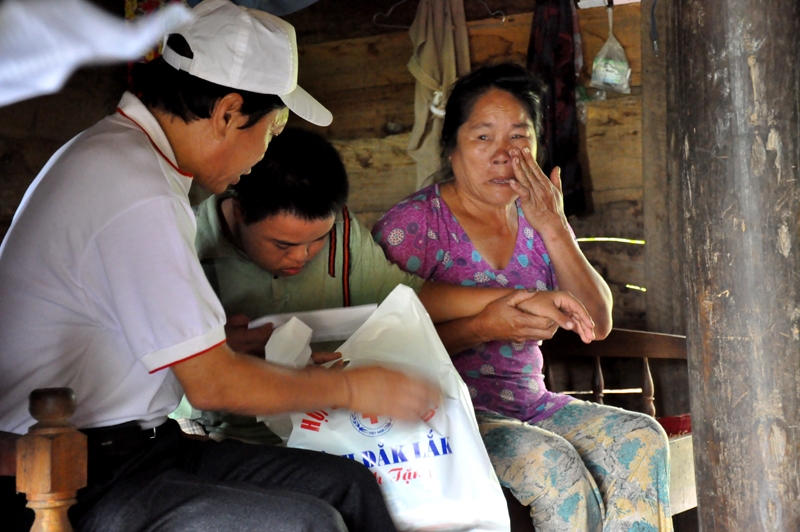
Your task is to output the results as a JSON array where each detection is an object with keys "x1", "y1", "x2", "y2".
[
  {"x1": 287, "y1": 285, "x2": 510, "y2": 532},
  {"x1": 590, "y1": 7, "x2": 631, "y2": 94}
]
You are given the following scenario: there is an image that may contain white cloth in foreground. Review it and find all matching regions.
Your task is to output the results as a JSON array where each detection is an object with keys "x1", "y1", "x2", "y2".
[{"x1": 0, "y1": 0, "x2": 192, "y2": 107}]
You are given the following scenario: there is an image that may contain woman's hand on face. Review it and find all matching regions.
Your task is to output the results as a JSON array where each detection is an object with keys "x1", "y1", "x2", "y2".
[
  {"x1": 515, "y1": 290, "x2": 596, "y2": 344},
  {"x1": 474, "y1": 290, "x2": 561, "y2": 344},
  {"x1": 508, "y1": 147, "x2": 568, "y2": 236}
]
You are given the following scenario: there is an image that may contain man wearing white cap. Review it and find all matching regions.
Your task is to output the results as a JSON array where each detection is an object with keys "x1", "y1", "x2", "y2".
[{"x1": 0, "y1": 1, "x2": 437, "y2": 530}]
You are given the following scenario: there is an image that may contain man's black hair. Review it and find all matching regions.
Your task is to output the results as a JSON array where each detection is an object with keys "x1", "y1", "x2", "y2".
[
  {"x1": 130, "y1": 35, "x2": 285, "y2": 129},
  {"x1": 232, "y1": 128, "x2": 349, "y2": 223}
]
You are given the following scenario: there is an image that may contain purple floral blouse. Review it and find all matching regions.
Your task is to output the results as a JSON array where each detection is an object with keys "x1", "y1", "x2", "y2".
[{"x1": 372, "y1": 183, "x2": 573, "y2": 424}]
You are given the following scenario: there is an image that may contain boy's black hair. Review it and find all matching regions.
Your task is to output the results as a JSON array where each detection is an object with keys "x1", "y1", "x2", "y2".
[
  {"x1": 232, "y1": 128, "x2": 349, "y2": 223},
  {"x1": 131, "y1": 35, "x2": 285, "y2": 129}
]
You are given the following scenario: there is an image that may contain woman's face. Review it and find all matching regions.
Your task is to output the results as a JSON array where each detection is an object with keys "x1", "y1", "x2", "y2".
[{"x1": 450, "y1": 88, "x2": 537, "y2": 206}]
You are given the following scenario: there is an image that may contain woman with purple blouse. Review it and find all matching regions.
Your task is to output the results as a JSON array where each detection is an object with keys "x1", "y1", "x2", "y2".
[{"x1": 373, "y1": 64, "x2": 672, "y2": 532}]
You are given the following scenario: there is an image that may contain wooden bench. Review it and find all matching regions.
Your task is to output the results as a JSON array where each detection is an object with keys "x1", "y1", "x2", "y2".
[
  {"x1": 0, "y1": 388, "x2": 87, "y2": 532},
  {"x1": 503, "y1": 328, "x2": 697, "y2": 531}
]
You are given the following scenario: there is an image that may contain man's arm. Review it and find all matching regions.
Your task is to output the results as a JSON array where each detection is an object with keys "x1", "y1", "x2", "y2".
[{"x1": 170, "y1": 343, "x2": 439, "y2": 421}]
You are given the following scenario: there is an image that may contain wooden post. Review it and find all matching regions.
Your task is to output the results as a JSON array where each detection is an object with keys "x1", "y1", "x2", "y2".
[
  {"x1": 670, "y1": 0, "x2": 800, "y2": 529},
  {"x1": 16, "y1": 388, "x2": 87, "y2": 532}
]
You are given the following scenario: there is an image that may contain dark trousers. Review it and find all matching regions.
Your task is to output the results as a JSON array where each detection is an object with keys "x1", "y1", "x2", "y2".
[{"x1": 21, "y1": 419, "x2": 397, "y2": 532}]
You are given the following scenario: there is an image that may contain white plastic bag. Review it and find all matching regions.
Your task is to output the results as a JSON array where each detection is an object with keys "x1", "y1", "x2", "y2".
[
  {"x1": 590, "y1": 8, "x2": 631, "y2": 94},
  {"x1": 287, "y1": 285, "x2": 510, "y2": 531}
]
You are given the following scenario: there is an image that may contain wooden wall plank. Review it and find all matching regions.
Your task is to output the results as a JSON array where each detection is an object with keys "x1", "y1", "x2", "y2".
[
  {"x1": 294, "y1": 84, "x2": 415, "y2": 140},
  {"x1": 593, "y1": 187, "x2": 643, "y2": 205},
  {"x1": 296, "y1": 7, "x2": 642, "y2": 140},
  {"x1": 297, "y1": 33, "x2": 413, "y2": 95},
  {"x1": 296, "y1": 12, "x2": 535, "y2": 139},
  {"x1": 468, "y1": 12, "x2": 532, "y2": 68},
  {"x1": 642, "y1": 0, "x2": 685, "y2": 335},
  {"x1": 584, "y1": 96, "x2": 643, "y2": 192},
  {"x1": 285, "y1": 0, "x2": 538, "y2": 46},
  {"x1": 331, "y1": 133, "x2": 416, "y2": 218}
]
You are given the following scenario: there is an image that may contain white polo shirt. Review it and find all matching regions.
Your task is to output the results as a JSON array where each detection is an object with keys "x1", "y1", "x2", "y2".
[{"x1": 0, "y1": 92, "x2": 226, "y2": 433}]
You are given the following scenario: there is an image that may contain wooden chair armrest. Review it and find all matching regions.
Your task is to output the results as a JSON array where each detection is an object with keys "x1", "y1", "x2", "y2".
[{"x1": 542, "y1": 328, "x2": 687, "y2": 360}]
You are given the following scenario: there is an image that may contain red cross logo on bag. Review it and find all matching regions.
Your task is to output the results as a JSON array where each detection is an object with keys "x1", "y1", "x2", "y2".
[{"x1": 350, "y1": 411, "x2": 395, "y2": 437}]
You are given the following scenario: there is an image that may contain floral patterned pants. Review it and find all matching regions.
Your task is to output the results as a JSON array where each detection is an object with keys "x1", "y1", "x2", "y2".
[{"x1": 477, "y1": 401, "x2": 673, "y2": 532}]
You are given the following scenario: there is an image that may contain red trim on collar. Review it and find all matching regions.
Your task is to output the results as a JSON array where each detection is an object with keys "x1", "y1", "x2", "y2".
[{"x1": 116, "y1": 107, "x2": 194, "y2": 178}]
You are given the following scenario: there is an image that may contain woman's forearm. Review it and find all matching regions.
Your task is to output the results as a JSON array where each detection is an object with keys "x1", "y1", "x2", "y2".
[{"x1": 539, "y1": 228, "x2": 613, "y2": 338}]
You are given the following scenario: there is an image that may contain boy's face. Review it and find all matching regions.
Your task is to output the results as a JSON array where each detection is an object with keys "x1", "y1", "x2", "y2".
[{"x1": 236, "y1": 209, "x2": 336, "y2": 277}]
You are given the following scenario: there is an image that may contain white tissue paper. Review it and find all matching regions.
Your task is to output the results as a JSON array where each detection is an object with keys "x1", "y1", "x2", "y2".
[{"x1": 263, "y1": 316, "x2": 313, "y2": 368}]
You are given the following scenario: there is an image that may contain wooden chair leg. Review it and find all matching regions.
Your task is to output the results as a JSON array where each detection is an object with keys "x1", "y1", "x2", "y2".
[
  {"x1": 592, "y1": 356, "x2": 605, "y2": 404},
  {"x1": 16, "y1": 388, "x2": 87, "y2": 532},
  {"x1": 642, "y1": 357, "x2": 656, "y2": 417}
]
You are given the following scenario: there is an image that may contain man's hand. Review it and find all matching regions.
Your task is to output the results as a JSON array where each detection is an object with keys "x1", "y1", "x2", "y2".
[
  {"x1": 340, "y1": 366, "x2": 440, "y2": 422},
  {"x1": 224, "y1": 314, "x2": 274, "y2": 357},
  {"x1": 515, "y1": 290, "x2": 596, "y2": 344}
]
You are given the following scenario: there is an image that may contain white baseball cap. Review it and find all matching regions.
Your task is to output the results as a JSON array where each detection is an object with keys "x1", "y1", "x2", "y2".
[{"x1": 161, "y1": 0, "x2": 331, "y2": 126}]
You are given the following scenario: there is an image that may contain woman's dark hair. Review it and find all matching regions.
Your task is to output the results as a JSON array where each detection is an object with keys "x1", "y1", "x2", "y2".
[
  {"x1": 232, "y1": 128, "x2": 349, "y2": 223},
  {"x1": 130, "y1": 35, "x2": 285, "y2": 129},
  {"x1": 436, "y1": 63, "x2": 546, "y2": 181}
]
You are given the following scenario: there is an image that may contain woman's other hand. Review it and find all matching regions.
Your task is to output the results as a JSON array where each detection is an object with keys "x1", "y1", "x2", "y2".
[
  {"x1": 515, "y1": 290, "x2": 596, "y2": 344},
  {"x1": 508, "y1": 147, "x2": 568, "y2": 238}
]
